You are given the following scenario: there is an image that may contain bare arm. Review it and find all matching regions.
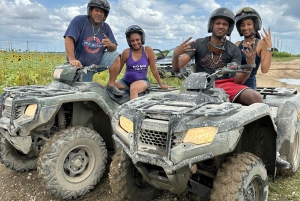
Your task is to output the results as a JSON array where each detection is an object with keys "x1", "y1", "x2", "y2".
[
  {"x1": 65, "y1": 36, "x2": 82, "y2": 67},
  {"x1": 119, "y1": 49, "x2": 129, "y2": 74},
  {"x1": 172, "y1": 37, "x2": 195, "y2": 72},
  {"x1": 147, "y1": 47, "x2": 168, "y2": 89},
  {"x1": 258, "y1": 27, "x2": 272, "y2": 73}
]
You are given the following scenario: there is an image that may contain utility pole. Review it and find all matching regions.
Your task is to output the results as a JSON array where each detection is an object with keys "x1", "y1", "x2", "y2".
[
  {"x1": 273, "y1": 33, "x2": 276, "y2": 48},
  {"x1": 9, "y1": 39, "x2": 12, "y2": 51},
  {"x1": 280, "y1": 38, "x2": 282, "y2": 52}
]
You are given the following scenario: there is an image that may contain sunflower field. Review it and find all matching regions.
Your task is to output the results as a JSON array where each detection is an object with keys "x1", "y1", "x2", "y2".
[{"x1": 0, "y1": 50, "x2": 184, "y2": 94}]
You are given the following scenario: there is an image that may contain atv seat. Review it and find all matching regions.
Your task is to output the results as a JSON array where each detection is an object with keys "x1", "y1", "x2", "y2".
[
  {"x1": 107, "y1": 89, "x2": 150, "y2": 105},
  {"x1": 72, "y1": 82, "x2": 105, "y2": 92}
]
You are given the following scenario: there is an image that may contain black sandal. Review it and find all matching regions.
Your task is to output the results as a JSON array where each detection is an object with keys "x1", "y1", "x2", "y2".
[{"x1": 107, "y1": 85, "x2": 125, "y2": 97}]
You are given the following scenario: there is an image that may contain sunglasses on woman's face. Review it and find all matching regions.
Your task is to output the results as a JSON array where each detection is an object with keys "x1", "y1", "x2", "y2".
[{"x1": 236, "y1": 7, "x2": 255, "y2": 17}]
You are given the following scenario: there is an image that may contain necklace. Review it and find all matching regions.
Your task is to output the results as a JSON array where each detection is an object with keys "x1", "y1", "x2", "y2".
[
  {"x1": 211, "y1": 52, "x2": 222, "y2": 64},
  {"x1": 92, "y1": 25, "x2": 101, "y2": 40}
]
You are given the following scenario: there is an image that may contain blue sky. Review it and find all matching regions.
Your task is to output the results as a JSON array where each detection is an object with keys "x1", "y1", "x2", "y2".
[{"x1": 1, "y1": 0, "x2": 300, "y2": 55}]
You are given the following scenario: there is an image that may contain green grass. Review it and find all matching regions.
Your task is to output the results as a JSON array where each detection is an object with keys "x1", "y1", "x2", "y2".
[
  {"x1": 272, "y1": 56, "x2": 300, "y2": 62},
  {"x1": 269, "y1": 173, "x2": 300, "y2": 200}
]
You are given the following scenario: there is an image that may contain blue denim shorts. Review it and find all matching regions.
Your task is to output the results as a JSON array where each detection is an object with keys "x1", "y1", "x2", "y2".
[
  {"x1": 118, "y1": 77, "x2": 150, "y2": 90},
  {"x1": 82, "y1": 50, "x2": 120, "y2": 81}
]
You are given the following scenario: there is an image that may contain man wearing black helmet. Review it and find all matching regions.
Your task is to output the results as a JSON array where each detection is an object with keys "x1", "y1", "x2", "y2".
[
  {"x1": 64, "y1": 0, "x2": 123, "y2": 96},
  {"x1": 172, "y1": 7, "x2": 262, "y2": 106}
]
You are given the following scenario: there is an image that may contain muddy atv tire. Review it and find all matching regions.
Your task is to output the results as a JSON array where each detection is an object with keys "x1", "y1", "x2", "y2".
[
  {"x1": 109, "y1": 148, "x2": 159, "y2": 201},
  {"x1": 276, "y1": 104, "x2": 300, "y2": 177},
  {"x1": 277, "y1": 122, "x2": 300, "y2": 176},
  {"x1": 37, "y1": 126, "x2": 107, "y2": 200},
  {"x1": 0, "y1": 136, "x2": 37, "y2": 172},
  {"x1": 211, "y1": 152, "x2": 268, "y2": 201}
]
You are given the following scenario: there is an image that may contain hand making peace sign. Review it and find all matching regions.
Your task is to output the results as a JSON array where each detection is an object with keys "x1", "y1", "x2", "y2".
[{"x1": 173, "y1": 36, "x2": 195, "y2": 57}]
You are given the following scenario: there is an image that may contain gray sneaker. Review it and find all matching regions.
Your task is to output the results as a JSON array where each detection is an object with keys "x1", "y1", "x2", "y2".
[
  {"x1": 276, "y1": 157, "x2": 292, "y2": 170},
  {"x1": 107, "y1": 85, "x2": 125, "y2": 97}
]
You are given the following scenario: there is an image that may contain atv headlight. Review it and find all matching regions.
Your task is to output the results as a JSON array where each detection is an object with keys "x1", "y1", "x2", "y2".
[
  {"x1": 120, "y1": 116, "x2": 133, "y2": 133},
  {"x1": 183, "y1": 127, "x2": 218, "y2": 145},
  {"x1": 24, "y1": 104, "x2": 37, "y2": 117}
]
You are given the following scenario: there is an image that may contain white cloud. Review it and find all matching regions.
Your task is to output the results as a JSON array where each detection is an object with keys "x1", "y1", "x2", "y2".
[{"x1": 0, "y1": 0, "x2": 300, "y2": 54}]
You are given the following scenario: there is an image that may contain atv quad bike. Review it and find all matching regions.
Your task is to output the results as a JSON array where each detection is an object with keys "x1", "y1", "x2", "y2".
[
  {"x1": 0, "y1": 63, "x2": 179, "y2": 199},
  {"x1": 109, "y1": 62, "x2": 300, "y2": 201}
]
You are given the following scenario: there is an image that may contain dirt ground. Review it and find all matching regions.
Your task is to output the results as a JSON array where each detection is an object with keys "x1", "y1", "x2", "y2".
[{"x1": 1, "y1": 59, "x2": 300, "y2": 201}]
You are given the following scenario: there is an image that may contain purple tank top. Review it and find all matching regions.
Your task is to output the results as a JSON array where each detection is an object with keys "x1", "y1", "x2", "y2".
[{"x1": 123, "y1": 47, "x2": 149, "y2": 82}]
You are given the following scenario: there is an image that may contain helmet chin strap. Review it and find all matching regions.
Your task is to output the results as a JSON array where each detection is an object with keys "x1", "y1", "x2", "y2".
[
  {"x1": 245, "y1": 31, "x2": 256, "y2": 39},
  {"x1": 209, "y1": 36, "x2": 226, "y2": 51}
]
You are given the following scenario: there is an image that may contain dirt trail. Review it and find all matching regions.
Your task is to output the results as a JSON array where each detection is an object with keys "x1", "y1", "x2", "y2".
[
  {"x1": 257, "y1": 59, "x2": 300, "y2": 91},
  {"x1": 1, "y1": 59, "x2": 300, "y2": 201}
]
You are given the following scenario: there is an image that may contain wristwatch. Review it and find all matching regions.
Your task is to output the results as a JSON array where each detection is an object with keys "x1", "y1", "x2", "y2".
[{"x1": 266, "y1": 47, "x2": 273, "y2": 52}]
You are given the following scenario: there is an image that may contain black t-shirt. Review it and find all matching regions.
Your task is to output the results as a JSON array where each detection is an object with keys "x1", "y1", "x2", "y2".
[{"x1": 186, "y1": 36, "x2": 241, "y2": 79}]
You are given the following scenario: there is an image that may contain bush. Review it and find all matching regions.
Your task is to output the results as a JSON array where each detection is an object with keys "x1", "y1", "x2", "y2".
[{"x1": 273, "y1": 51, "x2": 292, "y2": 57}]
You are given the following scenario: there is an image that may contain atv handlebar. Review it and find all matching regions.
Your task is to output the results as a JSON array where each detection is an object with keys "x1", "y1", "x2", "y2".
[
  {"x1": 214, "y1": 62, "x2": 255, "y2": 77},
  {"x1": 53, "y1": 64, "x2": 109, "y2": 84},
  {"x1": 81, "y1": 64, "x2": 109, "y2": 73}
]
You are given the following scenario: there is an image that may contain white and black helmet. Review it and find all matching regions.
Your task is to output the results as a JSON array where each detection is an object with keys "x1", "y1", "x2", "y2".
[
  {"x1": 207, "y1": 7, "x2": 235, "y2": 36},
  {"x1": 235, "y1": 7, "x2": 262, "y2": 36},
  {"x1": 87, "y1": 0, "x2": 110, "y2": 19},
  {"x1": 125, "y1": 25, "x2": 146, "y2": 47}
]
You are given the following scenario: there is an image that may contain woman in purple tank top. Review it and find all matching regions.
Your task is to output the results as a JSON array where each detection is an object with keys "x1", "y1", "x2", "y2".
[{"x1": 115, "y1": 25, "x2": 168, "y2": 100}]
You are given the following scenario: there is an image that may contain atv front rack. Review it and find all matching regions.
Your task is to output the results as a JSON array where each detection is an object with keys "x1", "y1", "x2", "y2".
[
  {"x1": 124, "y1": 98, "x2": 241, "y2": 160},
  {"x1": 3, "y1": 82, "x2": 78, "y2": 98},
  {"x1": 256, "y1": 87, "x2": 297, "y2": 99}
]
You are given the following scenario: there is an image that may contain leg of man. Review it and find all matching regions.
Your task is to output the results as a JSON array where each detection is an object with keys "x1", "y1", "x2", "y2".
[
  {"x1": 82, "y1": 71, "x2": 94, "y2": 82},
  {"x1": 99, "y1": 51, "x2": 124, "y2": 96},
  {"x1": 108, "y1": 56, "x2": 121, "y2": 86},
  {"x1": 234, "y1": 89, "x2": 263, "y2": 105},
  {"x1": 215, "y1": 78, "x2": 262, "y2": 106}
]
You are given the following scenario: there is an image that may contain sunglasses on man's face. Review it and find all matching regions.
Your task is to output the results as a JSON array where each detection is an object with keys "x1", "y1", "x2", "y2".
[{"x1": 235, "y1": 7, "x2": 255, "y2": 17}]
